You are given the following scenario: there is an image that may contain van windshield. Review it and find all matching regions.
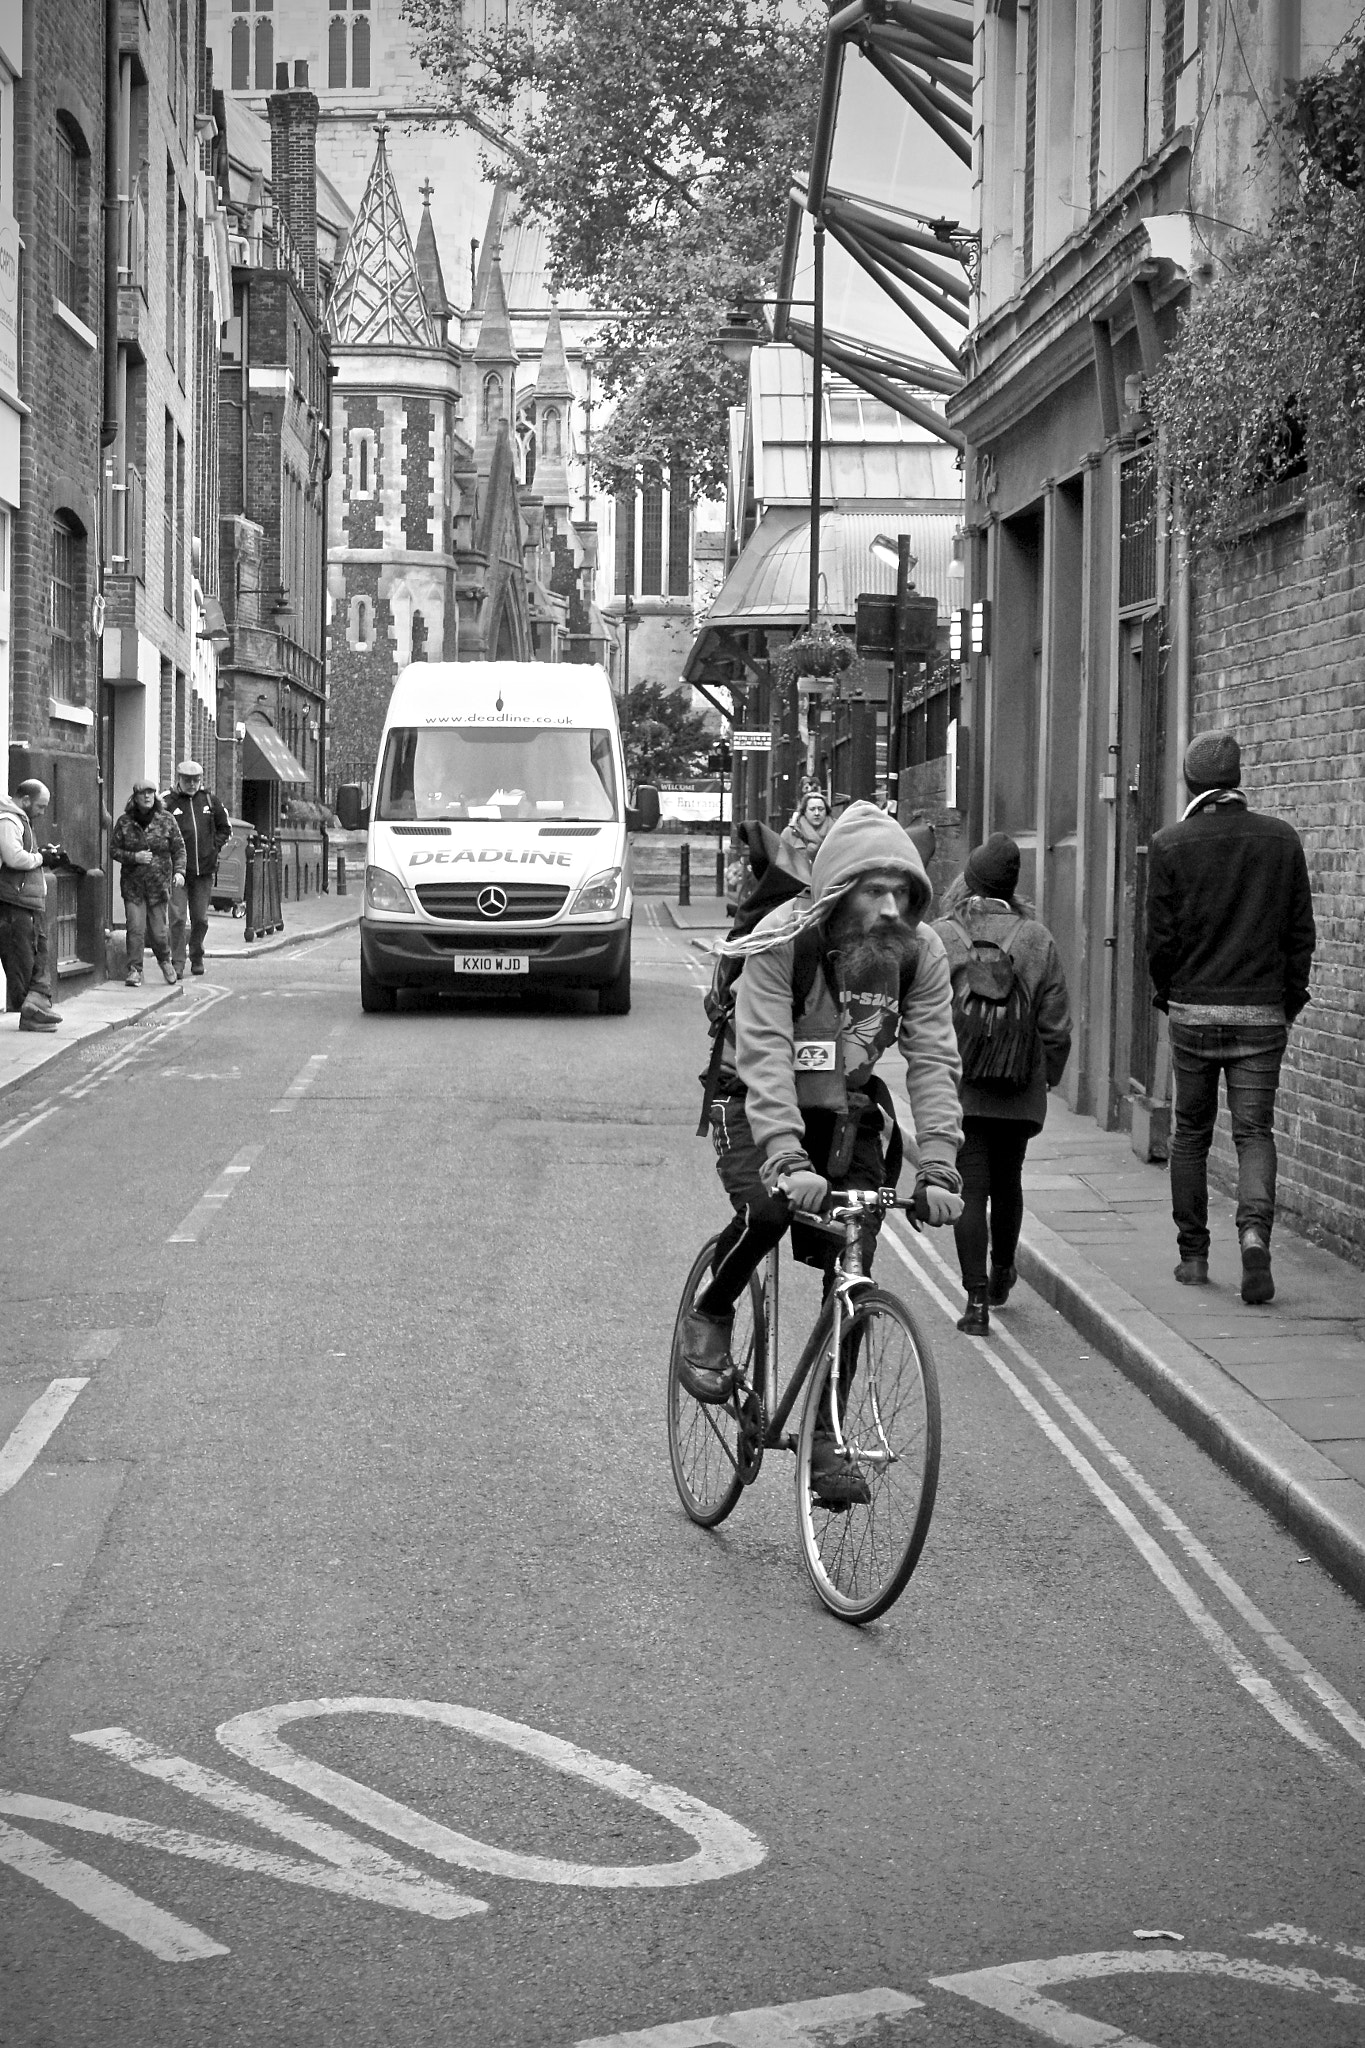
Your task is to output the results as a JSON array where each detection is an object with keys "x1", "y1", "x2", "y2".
[{"x1": 375, "y1": 726, "x2": 619, "y2": 823}]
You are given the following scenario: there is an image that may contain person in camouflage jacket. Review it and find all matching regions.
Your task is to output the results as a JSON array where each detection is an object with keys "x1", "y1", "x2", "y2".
[{"x1": 111, "y1": 782, "x2": 185, "y2": 987}]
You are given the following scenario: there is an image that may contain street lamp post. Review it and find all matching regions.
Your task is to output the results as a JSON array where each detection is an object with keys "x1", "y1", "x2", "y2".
[{"x1": 808, "y1": 217, "x2": 825, "y2": 631}]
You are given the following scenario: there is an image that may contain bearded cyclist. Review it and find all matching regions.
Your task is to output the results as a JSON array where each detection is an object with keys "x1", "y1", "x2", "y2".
[{"x1": 681, "y1": 801, "x2": 965, "y2": 1508}]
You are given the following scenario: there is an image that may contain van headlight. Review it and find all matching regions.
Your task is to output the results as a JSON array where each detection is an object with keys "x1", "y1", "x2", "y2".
[
  {"x1": 569, "y1": 866, "x2": 623, "y2": 914},
  {"x1": 365, "y1": 864, "x2": 412, "y2": 915}
]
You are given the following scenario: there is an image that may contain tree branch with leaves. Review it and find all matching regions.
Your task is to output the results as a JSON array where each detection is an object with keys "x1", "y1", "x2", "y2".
[{"x1": 402, "y1": 0, "x2": 824, "y2": 497}]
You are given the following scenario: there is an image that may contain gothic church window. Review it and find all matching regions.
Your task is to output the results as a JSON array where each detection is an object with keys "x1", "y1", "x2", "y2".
[
  {"x1": 541, "y1": 406, "x2": 562, "y2": 459},
  {"x1": 329, "y1": 15, "x2": 347, "y2": 88},
  {"x1": 640, "y1": 474, "x2": 663, "y2": 596},
  {"x1": 350, "y1": 595, "x2": 371, "y2": 650},
  {"x1": 350, "y1": 428, "x2": 375, "y2": 499},
  {"x1": 412, "y1": 611, "x2": 428, "y2": 662},
  {"x1": 353, "y1": 15, "x2": 371, "y2": 89},
  {"x1": 255, "y1": 15, "x2": 274, "y2": 92},
  {"x1": 231, "y1": 18, "x2": 249, "y2": 88},
  {"x1": 483, "y1": 372, "x2": 504, "y2": 431}
]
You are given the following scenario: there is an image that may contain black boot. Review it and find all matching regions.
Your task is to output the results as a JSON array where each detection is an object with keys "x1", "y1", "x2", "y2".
[
  {"x1": 957, "y1": 1287, "x2": 990, "y2": 1335},
  {"x1": 988, "y1": 1263, "x2": 1017, "y2": 1306}
]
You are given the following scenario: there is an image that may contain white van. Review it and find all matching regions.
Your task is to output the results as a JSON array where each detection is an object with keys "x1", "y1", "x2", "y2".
[{"x1": 354, "y1": 662, "x2": 659, "y2": 1014}]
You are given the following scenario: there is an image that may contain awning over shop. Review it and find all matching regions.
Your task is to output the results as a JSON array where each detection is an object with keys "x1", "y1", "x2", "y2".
[
  {"x1": 242, "y1": 718, "x2": 308, "y2": 784},
  {"x1": 684, "y1": 506, "x2": 960, "y2": 684}
]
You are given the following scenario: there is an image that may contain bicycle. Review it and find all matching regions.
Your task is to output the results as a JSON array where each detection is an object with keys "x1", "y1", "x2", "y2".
[{"x1": 667, "y1": 1188, "x2": 941, "y2": 1623}]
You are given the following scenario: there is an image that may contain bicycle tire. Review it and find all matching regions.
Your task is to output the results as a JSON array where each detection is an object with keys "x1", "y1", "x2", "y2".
[
  {"x1": 794, "y1": 1286, "x2": 940, "y2": 1622},
  {"x1": 667, "y1": 1236, "x2": 764, "y2": 1529}
]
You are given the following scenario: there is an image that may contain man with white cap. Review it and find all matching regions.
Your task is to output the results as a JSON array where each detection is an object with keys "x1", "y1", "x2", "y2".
[
  {"x1": 163, "y1": 760, "x2": 231, "y2": 979},
  {"x1": 1147, "y1": 728, "x2": 1316, "y2": 1305}
]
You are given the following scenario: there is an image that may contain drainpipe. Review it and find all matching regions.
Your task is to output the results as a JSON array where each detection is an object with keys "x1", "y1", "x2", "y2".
[{"x1": 98, "y1": 0, "x2": 121, "y2": 958}]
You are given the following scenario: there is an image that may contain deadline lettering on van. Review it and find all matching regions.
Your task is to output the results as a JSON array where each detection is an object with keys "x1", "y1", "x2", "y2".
[{"x1": 406, "y1": 849, "x2": 574, "y2": 867}]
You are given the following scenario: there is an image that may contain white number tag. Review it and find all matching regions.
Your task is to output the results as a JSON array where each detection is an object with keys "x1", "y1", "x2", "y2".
[{"x1": 794, "y1": 1041, "x2": 836, "y2": 1072}]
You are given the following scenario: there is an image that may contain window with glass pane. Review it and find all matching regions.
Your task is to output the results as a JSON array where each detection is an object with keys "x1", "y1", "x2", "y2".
[
  {"x1": 640, "y1": 476, "x2": 663, "y2": 595},
  {"x1": 54, "y1": 128, "x2": 78, "y2": 310},
  {"x1": 668, "y1": 469, "x2": 690, "y2": 596},
  {"x1": 352, "y1": 17, "x2": 370, "y2": 89},
  {"x1": 329, "y1": 15, "x2": 347, "y2": 86},
  {"x1": 231, "y1": 19, "x2": 249, "y2": 87},
  {"x1": 376, "y1": 727, "x2": 619, "y2": 822},
  {"x1": 51, "y1": 519, "x2": 76, "y2": 700},
  {"x1": 255, "y1": 18, "x2": 273, "y2": 89}
]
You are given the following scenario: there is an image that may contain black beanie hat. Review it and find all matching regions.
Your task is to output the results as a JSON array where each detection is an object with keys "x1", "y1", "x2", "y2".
[
  {"x1": 1183, "y1": 730, "x2": 1241, "y2": 791},
  {"x1": 964, "y1": 832, "x2": 1021, "y2": 900}
]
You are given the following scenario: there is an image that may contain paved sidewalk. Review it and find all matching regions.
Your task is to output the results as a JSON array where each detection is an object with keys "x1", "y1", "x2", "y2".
[
  {"x1": 660, "y1": 898, "x2": 730, "y2": 931},
  {"x1": 1016, "y1": 1096, "x2": 1365, "y2": 1599}
]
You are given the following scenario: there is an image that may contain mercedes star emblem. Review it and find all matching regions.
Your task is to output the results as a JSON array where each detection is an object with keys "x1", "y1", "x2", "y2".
[{"x1": 477, "y1": 885, "x2": 509, "y2": 917}]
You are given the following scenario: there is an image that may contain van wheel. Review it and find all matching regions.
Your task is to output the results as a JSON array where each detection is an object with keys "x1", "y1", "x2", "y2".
[
  {"x1": 598, "y1": 940, "x2": 631, "y2": 1015},
  {"x1": 361, "y1": 954, "x2": 397, "y2": 1013}
]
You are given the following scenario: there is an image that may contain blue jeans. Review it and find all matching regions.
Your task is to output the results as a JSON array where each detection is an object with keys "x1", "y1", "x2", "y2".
[
  {"x1": 124, "y1": 894, "x2": 170, "y2": 973},
  {"x1": 1168, "y1": 1022, "x2": 1287, "y2": 1259}
]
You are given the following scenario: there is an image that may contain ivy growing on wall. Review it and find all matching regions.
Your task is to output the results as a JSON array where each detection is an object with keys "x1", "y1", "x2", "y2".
[{"x1": 1147, "y1": 25, "x2": 1365, "y2": 550}]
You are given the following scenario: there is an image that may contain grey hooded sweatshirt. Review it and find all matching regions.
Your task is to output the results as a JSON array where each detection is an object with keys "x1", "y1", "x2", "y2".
[{"x1": 725, "y1": 801, "x2": 963, "y2": 1186}]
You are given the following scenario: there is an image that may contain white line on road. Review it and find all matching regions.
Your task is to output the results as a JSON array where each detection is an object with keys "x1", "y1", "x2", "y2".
[
  {"x1": 895, "y1": 1215, "x2": 1365, "y2": 1763},
  {"x1": 0, "y1": 1102, "x2": 59, "y2": 1151},
  {"x1": 882, "y1": 1223, "x2": 1365, "y2": 1794},
  {"x1": 165, "y1": 1144, "x2": 263, "y2": 1244},
  {"x1": 215, "y1": 1697, "x2": 768, "y2": 1888},
  {"x1": 64, "y1": 984, "x2": 234, "y2": 1101},
  {"x1": 574, "y1": 1987, "x2": 924, "y2": 2047},
  {"x1": 271, "y1": 1051, "x2": 327, "y2": 1113},
  {"x1": 0, "y1": 1818, "x2": 225, "y2": 1963},
  {"x1": 0, "y1": 1378, "x2": 90, "y2": 1499}
]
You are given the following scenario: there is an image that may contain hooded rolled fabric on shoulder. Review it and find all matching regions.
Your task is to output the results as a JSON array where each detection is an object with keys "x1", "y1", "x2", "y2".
[{"x1": 721, "y1": 800, "x2": 933, "y2": 960}]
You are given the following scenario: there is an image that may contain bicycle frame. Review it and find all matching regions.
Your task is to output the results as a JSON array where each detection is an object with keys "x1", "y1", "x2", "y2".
[{"x1": 751, "y1": 1191, "x2": 899, "y2": 1465}]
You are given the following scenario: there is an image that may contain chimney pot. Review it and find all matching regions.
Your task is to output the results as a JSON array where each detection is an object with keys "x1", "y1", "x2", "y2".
[
  {"x1": 275, "y1": 63, "x2": 289, "y2": 90},
  {"x1": 294, "y1": 60, "x2": 309, "y2": 88}
]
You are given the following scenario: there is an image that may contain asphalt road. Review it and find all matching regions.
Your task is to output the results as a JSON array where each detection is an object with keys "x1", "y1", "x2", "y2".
[{"x1": 2, "y1": 907, "x2": 1364, "y2": 2047}]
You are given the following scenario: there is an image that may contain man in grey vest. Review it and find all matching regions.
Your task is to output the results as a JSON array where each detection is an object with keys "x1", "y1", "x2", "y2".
[{"x1": 0, "y1": 779, "x2": 61, "y2": 1032}]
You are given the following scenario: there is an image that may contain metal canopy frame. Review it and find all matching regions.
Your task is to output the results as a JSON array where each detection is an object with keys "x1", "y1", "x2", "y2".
[{"x1": 777, "y1": 0, "x2": 975, "y2": 452}]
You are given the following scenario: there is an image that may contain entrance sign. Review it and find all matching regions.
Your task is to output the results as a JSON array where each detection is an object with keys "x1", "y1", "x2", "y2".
[{"x1": 216, "y1": 1697, "x2": 767, "y2": 1889}]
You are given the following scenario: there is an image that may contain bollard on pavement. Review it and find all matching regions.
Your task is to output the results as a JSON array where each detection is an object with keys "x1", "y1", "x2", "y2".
[
  {"x1": 679, "y1": 841, "x2": 691, "y2": 907},
  {"x1": 715, "y1": 845, "x2": 725, "y2": 896},
  {"x1": 336, "y1": 853, "x2": 347, "y2": 896}
]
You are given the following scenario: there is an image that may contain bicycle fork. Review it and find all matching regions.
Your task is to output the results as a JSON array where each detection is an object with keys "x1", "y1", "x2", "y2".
[{"x1": 826, "y1": 1215, "x2": 897, "y2": 1473}]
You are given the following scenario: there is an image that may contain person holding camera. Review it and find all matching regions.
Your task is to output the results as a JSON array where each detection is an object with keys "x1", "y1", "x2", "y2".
[
  {"x1": 0, "y1": 778, "x2": 64, "y2": 1032},
  {"x1": 112, "y1": 780, "x2": 185, "y2": 988}
]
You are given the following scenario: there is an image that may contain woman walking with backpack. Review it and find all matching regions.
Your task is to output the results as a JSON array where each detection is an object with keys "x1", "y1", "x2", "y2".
[{"x1": 934, "y1": 834, "x2": 1072, "y2": 1335}]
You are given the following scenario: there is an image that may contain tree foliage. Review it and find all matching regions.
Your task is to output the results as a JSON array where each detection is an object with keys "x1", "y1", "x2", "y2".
[
  {"x1": 621, "y1": 681, "x2": 712, "y2": 784},
  {"x1": 1148, "y1": 30, "x2": 1365, "y2": 549},
  {"x1": 402, "y1": 0, "x2": 824, "y2": 496}
]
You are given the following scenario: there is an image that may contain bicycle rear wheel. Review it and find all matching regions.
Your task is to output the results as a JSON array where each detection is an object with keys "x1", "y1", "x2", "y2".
[
  {"x1": 795, "y1": 1286, "x2": 940, "y2": 1622},
  {"x1": 667, "y1": 1236, "x2": 764, "y2": 1528}
]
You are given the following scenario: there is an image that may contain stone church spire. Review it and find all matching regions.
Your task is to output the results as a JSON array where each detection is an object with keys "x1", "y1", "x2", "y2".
[
  {"x1": 474, "y1": 252, "x2": 518, "y2": 472},
  {"x1": 325, "y1": 120, "x2": 436, "y2": 348},
  {"x1": 414, "y1": 180, "x2": 451, "y2": 343},
  {"x1": 532, "y1": 302, "x2": 574, "y2": 507}
]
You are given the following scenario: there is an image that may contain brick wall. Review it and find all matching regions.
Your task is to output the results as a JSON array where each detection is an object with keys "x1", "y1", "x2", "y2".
[{"x1": 1191, "y1": 487, "x2": 1365, "y2": 1262}]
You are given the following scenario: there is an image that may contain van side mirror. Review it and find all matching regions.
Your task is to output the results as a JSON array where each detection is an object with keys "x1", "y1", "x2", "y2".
[
  {"x1": 627, "y1": 782, "x2": 661, "y2": 833},
  {"x1": 336, "y1": 784, "x2": 369, "y2": 832}
]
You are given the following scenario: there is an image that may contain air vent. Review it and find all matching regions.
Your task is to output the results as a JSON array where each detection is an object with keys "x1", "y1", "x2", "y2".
[
  {"x1": 538, "y1": 826, "x2": 601, "y2": 838},
  {"x1": 389, "y1": 824, "x2": 452, "y2": 836}
]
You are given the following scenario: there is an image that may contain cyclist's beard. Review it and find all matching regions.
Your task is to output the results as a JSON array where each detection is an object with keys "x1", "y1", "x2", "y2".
[{"x1": 829, "y1": 913, "x2": 918, "y2": 986}]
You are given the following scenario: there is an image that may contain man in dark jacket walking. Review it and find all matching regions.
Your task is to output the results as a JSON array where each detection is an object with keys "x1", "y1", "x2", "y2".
[
  {"x1": 163, "y1": 760, "x2": 230, "y2": 979},
  {"x1": 1146, "y1": 730, "x2": 1315, "y2": 1304}
]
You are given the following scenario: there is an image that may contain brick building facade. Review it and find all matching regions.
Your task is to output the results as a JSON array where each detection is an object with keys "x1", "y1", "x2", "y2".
[
  {"x1": 11, "y1": 0, "x2": 107, "y2": 982},
  {"x1": 1190, "y1": 492, "x2": 1365, "y2": 1260}
]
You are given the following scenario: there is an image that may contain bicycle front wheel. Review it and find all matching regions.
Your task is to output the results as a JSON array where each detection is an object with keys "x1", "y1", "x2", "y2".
[
  {"x1": 667, "y1": 1236, "x2": 763, "y2": 1529},
  {"x1": 795, "y1": 1287, "x2": 940, "y2": 1622}
]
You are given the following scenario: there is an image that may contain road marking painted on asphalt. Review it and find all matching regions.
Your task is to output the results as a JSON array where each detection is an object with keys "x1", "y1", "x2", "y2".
[
  {"x1": 0, "y1": 1817, "x2": 226, "y2": 1963},
  {"x1": 0, "y1": 1102, "x2": 59, "y2": 1151},
  {"x1": 215, "y1": 1697, "x2": 768, "y2": 1888},
  {"x1": 893, "y1": 1210, "x2": 1365, "y2": 1765},
  {"x1": 930, "y1": 1947, "x2": 1365, "y2": 2043},
  {"x1": 574, "y1": 1987, "x2": 924, "y2": 2046},
  {"x1": 165, "y1": 1144, "x2": 263, "y2": 1244},
  {"x1": 271, "y1": 1051, "x2": 327, "y2": 1113},
  {"x1": 0, "y1": 1379, "x2": 89, "y2": 1499},
  {"x1": 883, "y1": 1223, "x2": 1365, "y2": 1793},
  {"x1": 65, "y1": 984, "x2": 235, "y2": 1101},
  {"x1": 1251, "y1": 1923, "x2": 1365, "y2": 1963}
]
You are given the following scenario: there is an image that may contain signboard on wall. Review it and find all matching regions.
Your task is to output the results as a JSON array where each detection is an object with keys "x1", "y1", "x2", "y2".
[{"x1": 659, "y1": 781, "x2": 732, "y2": 825}]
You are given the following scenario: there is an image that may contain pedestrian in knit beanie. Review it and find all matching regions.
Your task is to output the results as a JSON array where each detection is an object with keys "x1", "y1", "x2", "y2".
[{"x1": 963, "y1": 832, "x2": 1022, "y2": 901}]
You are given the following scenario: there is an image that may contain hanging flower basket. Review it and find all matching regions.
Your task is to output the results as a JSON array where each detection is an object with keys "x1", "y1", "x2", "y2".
[{"x1": 772, "y1": 623, "x2": 858, "y2": 687}]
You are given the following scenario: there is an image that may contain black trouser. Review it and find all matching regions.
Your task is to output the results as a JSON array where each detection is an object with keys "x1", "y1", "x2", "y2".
[
  {"x1": 954, "y1": 1116, "x2": 1032, "y2": 1290},
  {"x1": 0, "y1": 902, "x2": 52, "y2": 1012},
  {"x1": 697, "y1": 1100, "x2": 885, "y2": 1317}
]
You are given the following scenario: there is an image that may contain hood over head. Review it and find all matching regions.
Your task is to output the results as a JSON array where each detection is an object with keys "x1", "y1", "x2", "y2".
[{"x1": 723, "y1": 800, "x2": 931, "y2": 959}]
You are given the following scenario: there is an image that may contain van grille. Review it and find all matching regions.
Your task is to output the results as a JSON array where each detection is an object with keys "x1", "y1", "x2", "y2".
[{"x1": 415, "y1": 882, "x2": 570, "y2": 921}]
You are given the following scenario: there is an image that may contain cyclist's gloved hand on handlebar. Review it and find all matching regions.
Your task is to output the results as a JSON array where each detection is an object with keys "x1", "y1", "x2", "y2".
[{"x1": 778, "y1": 1169, "x2": 831, "y2": 1215}]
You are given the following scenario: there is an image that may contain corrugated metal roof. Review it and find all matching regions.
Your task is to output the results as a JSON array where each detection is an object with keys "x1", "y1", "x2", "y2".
[{"x1": 706, "y1": 507, "x2": 962, "y2": 627}]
